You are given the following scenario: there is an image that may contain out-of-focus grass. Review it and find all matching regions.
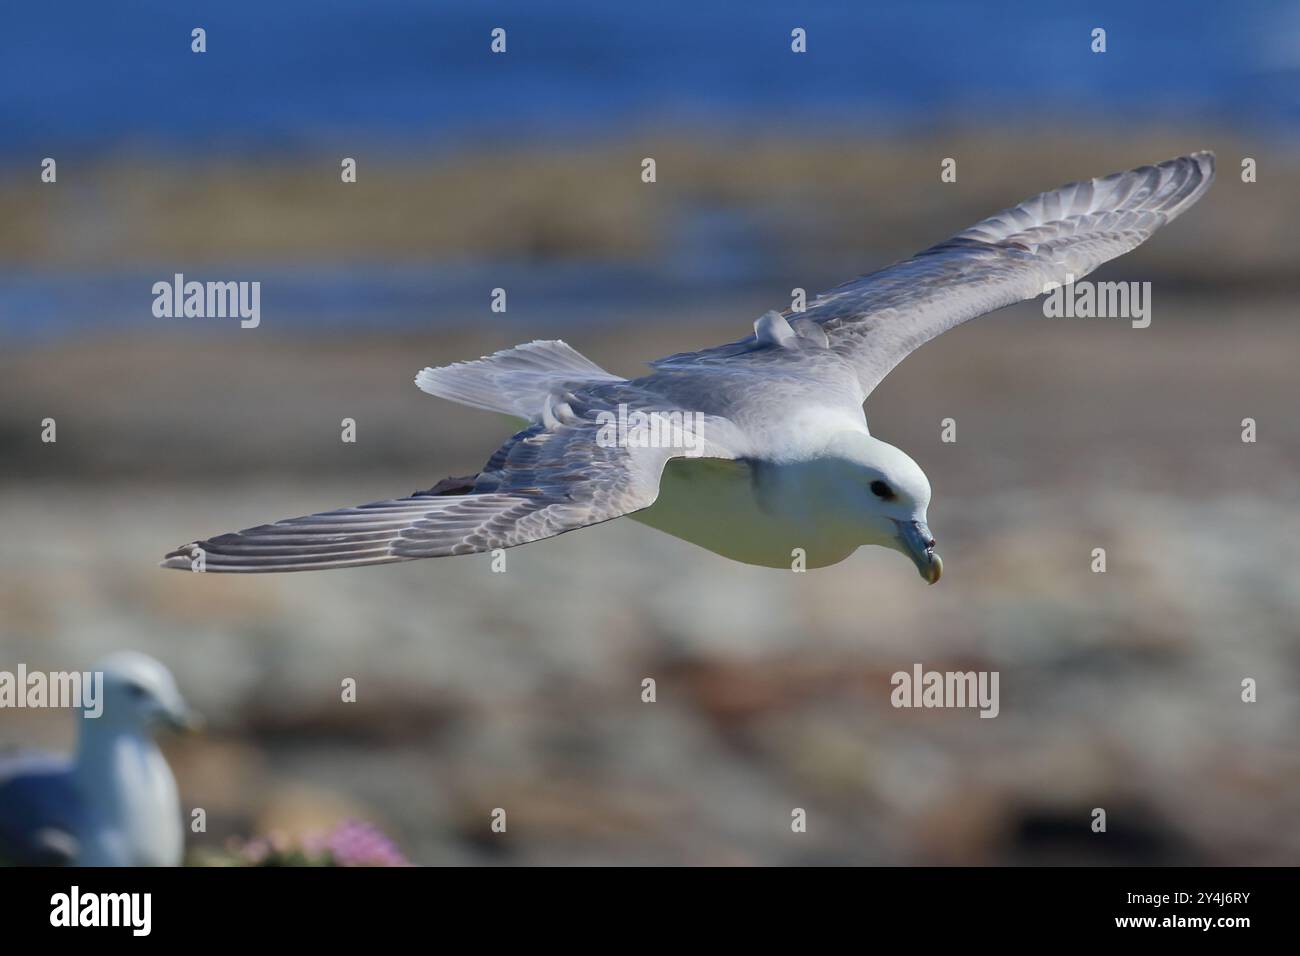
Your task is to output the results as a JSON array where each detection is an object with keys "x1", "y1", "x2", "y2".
[{"x1": 1, "y1": 130, "x2": 1295, "y2": 284}]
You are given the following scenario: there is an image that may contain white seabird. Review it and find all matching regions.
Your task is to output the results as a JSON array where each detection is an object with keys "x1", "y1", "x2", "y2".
[
  {"x1": 162, "y1": 153, "x2": 1214, "y2": 582},
  {"x1": 0, "y1": 651, "x2": 198, "y2": 866}
]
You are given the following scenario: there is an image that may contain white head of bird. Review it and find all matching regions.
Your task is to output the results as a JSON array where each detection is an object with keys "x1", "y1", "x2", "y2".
[
  {"x1": 811, "y1": 431, "x2": 942, "y2": 583},
  {"x1": 88, "y1": 651, "x2": 200, "y2": 735}
]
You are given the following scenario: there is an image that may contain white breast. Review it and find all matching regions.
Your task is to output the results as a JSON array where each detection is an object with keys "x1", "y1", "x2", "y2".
[{"x1": 630, "y1": 457, "x2": 861, "y2": 569}]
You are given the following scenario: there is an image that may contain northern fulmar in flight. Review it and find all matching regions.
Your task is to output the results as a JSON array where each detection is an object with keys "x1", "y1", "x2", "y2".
[{"x1": 163, "y1": 153, "x2": 1214, "y2": 582}]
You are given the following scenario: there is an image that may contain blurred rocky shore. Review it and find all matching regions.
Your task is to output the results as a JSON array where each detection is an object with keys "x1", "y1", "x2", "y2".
[{"x1": 2, "y1": 132, "x2": 1298, "y2": 864}]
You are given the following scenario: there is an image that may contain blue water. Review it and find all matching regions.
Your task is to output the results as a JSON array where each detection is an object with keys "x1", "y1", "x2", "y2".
[
  {"x1": 1, "y1": 0, "x2": 1296, "y2": 154},
  {"x1": 0, "y1": 260, "x2": 763, "y2": 343},
  {"x1": 3, "y1": 1, "x2": 1296, "y2": 342}
]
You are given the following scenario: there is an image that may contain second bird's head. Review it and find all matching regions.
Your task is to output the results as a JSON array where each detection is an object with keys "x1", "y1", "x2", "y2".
[{"x1": 91, "y1": 651, "x2": 202, "y2": 734}]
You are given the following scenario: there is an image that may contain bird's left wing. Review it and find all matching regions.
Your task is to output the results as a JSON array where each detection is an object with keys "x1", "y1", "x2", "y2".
[
  {"x1": 0, "y1": 757, "x2": 80, "y2": 865},
  {"x1": 805, "y1": 152, "x2": 1215, "y2": 395},
  {"x1": 658, "y1": 152, "x2": 1215, "y2": 397}
]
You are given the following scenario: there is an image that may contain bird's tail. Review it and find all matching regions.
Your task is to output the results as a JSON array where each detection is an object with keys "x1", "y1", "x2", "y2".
[{"x1": 415, "y1": 340, "x2": 622, "y2": 422}]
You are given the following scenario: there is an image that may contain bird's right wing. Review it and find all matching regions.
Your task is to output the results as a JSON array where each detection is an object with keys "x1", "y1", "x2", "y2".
[
  {"x1": 161, "y1": 423, "x2": 665, "y2": 572},
  {"x1": 161, "y1": 383, "x2": 735, "y2": 573}
]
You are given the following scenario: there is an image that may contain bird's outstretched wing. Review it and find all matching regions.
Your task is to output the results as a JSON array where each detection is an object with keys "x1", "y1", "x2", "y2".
[
  {"x1": 161, "y1": 389, "x2": 725, "y2": 572},
  {"x1": 0, "y1": 756, "x2": 80, "y2": 866},
  {"x1": 659, "y1": 152, "x2": 1215, "y2": 396}
]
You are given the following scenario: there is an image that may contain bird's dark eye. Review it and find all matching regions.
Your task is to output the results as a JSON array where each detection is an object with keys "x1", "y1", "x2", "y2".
[
  {"x1": 126, "y1": 683, "x2": 147, "y2": 700},
  {"x1": 870, "y1": 480, "x2": 895, "y2": 501}
]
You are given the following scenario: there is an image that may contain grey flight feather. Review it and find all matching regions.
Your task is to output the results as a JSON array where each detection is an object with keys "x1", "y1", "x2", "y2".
[
  {"x1": 161, "y1": 381, "x2": 740, "y2": 572},
  {"x1": 655, "y1": 151, "x2": 1215, "y2": 395},
  {"x1": 162, "y1": 153, "x2": 1214, "y2": 573}
]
